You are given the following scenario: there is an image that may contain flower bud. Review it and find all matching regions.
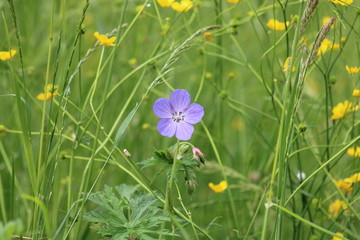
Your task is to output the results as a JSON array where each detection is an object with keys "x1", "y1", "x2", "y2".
[
  {"x1": 192, "y1": 147, "x2": 205, "y2": 164},
  {"x1": 0, "y1": 125, "x2": 7, "y2": 136}
]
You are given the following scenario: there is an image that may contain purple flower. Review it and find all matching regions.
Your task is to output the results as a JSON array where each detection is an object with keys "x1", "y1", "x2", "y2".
[{"x1": 153, "y1": 89, "x2": 204, "y2": 140}]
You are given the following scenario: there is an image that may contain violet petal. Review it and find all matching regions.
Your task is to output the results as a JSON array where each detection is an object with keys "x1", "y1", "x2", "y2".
[
  {"x1": 153, "y1": 98, "x2": 173, "y2": 118},
  {"x1": 157, "y1": 118, "x2": 177, "y2": 138},
  {"x1": 175, "y1": 122, "x2": 194, "y2": 141},
  {"x1": 184, "y1": 103, "x2": 204, "y2": 124},
  {"x1": 170, "y1": 89, "x2": 190, "y2": 112}
]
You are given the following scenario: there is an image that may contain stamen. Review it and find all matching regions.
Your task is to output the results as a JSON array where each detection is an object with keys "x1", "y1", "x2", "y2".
[{"x1": 172, "y1": 111, "x2": 185, "y2": 123}]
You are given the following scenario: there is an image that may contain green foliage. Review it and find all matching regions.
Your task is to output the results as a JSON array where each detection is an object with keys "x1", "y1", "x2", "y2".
[
  {"x1": 139, "y1": 143, "x2": 205, "y2": 195},
  {"x1": 83, "y1": 184, "x2": 175, "y2": 240},
  {"x1": 2, "y1": 0, "x2": 360, "y2": 239},
  {"x1": 0, "y1": 220, "x2": 23, "y2": 240}
]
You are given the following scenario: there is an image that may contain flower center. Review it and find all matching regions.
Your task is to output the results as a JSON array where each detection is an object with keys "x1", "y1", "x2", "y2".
[{"x1": 172, "y1": 111, "x2": 185, "y2": 123}]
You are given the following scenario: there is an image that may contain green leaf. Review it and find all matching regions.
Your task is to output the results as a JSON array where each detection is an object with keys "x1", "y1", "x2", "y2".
[
  {"x1": 0, "y1": 220, "x2": 23, "y2": 240},
  {"x1": 113, "y1": 103, "x2": 139, "y2": 148},
  {"x1": 84, "y1": 185, "x2": 174, "y2": 239},
  {"x1": 138, "y1": 149, "x2": 171, "y2": 169},
  {"x1": 115, "y1": 184, "x2": 140, "y2": 201}
]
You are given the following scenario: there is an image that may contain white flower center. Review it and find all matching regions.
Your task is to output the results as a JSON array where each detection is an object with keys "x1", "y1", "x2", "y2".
[{"x1": 172, "y1": 111, "x2": 185, "y2": 123}]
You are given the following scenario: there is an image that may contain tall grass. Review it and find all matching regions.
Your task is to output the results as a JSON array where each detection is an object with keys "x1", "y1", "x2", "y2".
[{"x1": 0, "y1": 0, "x2": 359, "y2": 239}]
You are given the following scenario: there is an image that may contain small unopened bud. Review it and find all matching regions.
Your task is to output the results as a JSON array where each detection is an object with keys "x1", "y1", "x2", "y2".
[
  {"x1": 123, "y1": 149, "x2": 131, "y2": 157},
  {"x1": 290, "y1": 14, "x2": 299, "y2": 24},
  {"x1": 311, "y1": 198, "x2": 319, "y2": 206},
  {"x1": 329, "y1": 76, "x2": 337, "y2": 84},
  {"x1": 141, "y1": 123, "x2": 150, "y2": 130},
  {"x1": 249, "y1": 171, "x2": 261, "y2": 182},
  {"x1": 219, "y1": 91, "x2": 228, "y2": 100},
  {"x1": 192, "y1": 147, "x2": 206, "y2": 164},
  {"x1": 296, "y1": 171, "x2": 306, "y2": 182},
  {"x1": 227, "y1": 72, "x2": 235, "y2": 79},
  {"x1": 296, "y1": 123, "x2": 307, "y2": 133},
  {"x1": 205, "y1": 72, "x2": 213, "y2": 79},
  {"x1": 60, "y1": 151, "x2": 67, "y2": 160},
  {"x1": 0, "y1": 125, "x2": 7, "y2": 136},
  {"x1": 176, "y1": 144, "x2": 190, "y2": 160},
  {"x1": 80, "y1": 24, "x2": 86, "y2": 34},
  {"x1": 128, "y1": 58, "x2": 137, "y2": 66},
  {"x1": 71, "y1": 133, "x2": 76, "y2": 140},
  {"x1": 185, "y1": 179, "x2": 197, "y2": 195}
]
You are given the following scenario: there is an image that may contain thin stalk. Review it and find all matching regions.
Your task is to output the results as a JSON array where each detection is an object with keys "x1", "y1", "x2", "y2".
[
  {"x1": 0, "y1": 175, "x2": 7, "y2": 222},
  {"x1": 37, "y1": 0, "x2": 55, "y2": 189},
  {"x1": 174, "y1": 182, "x2": 199, "y2": 240},
  {"x1": 244, "y1": 186, "x2": 267, "y2": 239},
  {"x1": 271, "y1": 203, "x2": 348, "y2": 240},
  {"x1": 2, "y1": 9, "x2": 37, "y2": 195},
  {"x1": 285, "y1": 135, "x2": 360, "y2": 205},
  {"x1": 164, "y1": 139, "x2": 181, "y2": 213},
  {"x1": 194, "y1": 55, "x2": 206, "y2": 102},
  {"x1": 201, "y1": 122, "x2": 240, "y2": 229},
  {"x1": 88, "y1": 47, "x2": 105, "y2": 124}
]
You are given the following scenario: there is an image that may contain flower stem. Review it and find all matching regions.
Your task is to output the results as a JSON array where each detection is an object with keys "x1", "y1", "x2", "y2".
[
  {"x1": 175, "y1": 182, "x2": 199, "y2": 240},
  {"x1": 160, "y1": 140, "x2": 181, "y2": 240},
  {"x1": 164, "y1": 139, "x2": 181, "y2": 213}
]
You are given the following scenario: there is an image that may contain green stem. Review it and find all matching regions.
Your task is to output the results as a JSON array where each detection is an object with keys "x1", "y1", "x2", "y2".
[
  {"x1": 164, "y1": 139, "x2": 181, "y2": 213},
  {"x1": 86, "y1": 46, "x2": 105, "y2": 124},
  {"x1": 201, "y1": 122, "x2": 240, "y2": 229},
  {"x1": 2, "y1": 10, "x2": 37, "y2": 195},
  {"x1": 174, "y1": 182, "x2": 199, "y2": 240},
  {"x1": 271, "y1": 203, "x2": 348, "y2": 240},
  {"x1": 285, "y1": 135, "x2": 360, "y2": 205}
]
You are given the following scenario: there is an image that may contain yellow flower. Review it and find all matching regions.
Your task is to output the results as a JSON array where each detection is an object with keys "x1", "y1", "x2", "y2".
[
  {"x1": 283, "y1": 57, "x2": 296, "y2": 72},
  {"x1": 266, "y1": 19, "x2": 289, "y2": 31},
  {"x1": 227, "y1": 0, "x2": 240, "y2": 3},
  {"x1": 327, "y1": 0, "x2": 353, "y2": 6},
  {"x1": 171, "y1": 0, "x2": 193, "y2": 12},
  {"x1": 208, "y1": 180, "x2": 227, "y2": 193},
  {"x1": 128, "y1": 58, "x2": 137, "y2": 66},
  {"x1": 352, "y1": 89, "x2": 360, "y2": 97},
  {"x1": 345, "y1": 65, "x2": 360, "y2": 74},
  {"x1": 203, "y1": 32, "x2": 214, "y2": 41},
  {"x1": 350, "y1": 172, "x2": 360, "y2": 182},
  {"x1": 328, "y1": 199, "x2": 349, "y2": 218},
  {"x1": 347, "y1": 147, "x2": 360, "y2": 157},
  {"x1": 157, "y1": 0, "x2": 174, "y2": 7},
  {"x1": 317, "y1": 38, "x2": 340, "y2": 56},
  {"x1": 322, "y1": 17, "x2": 335, "y2": 29},
  {"x1": 37, "y1": 84, "x2": 59, "y2": 101},
  {"x1": 205, "y1": 72, "x2": 213, "y2": 79},
  {"x1": 231, "y1": 118, "x2": 244, "y2": 131},
  {"x1": 334, "y1": 179, "x2": 353, "y2": 194},
  {"x1": 332, "y1": 232, "x2": 344, "y2": 240},
  {"x1": 0, "y1": 50, "x2": 16, "y2": 61},
  {"x1": 227, "y1": 72, "x2": 235, "y2": 79},
  {"x1": 330, "y1": 100, "x2": 359, "y2": 120},
  {"x1": 93, "y1": 32, "x2": 116, "y2": 47},
  {"x1": 141, "y1": 123, "x2": 150, "y2": 130}
]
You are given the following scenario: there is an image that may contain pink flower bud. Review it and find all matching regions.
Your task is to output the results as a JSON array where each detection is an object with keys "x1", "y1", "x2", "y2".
[{"x1": 192, "y1": 147, "x2": 205, "y2": 164}]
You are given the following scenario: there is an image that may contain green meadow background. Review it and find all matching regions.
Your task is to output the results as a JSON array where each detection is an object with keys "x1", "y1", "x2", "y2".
[{"x1": 0, "y1": 0, "x2": 359, "y2": 239}]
